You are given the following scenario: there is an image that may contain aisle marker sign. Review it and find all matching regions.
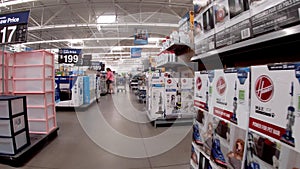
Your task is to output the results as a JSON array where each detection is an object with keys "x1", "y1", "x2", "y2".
[
  {"x1": 58, "y1": 48, "x2": 82, "y2": 64},
  {"x1": 0, "y1": 11, "x2": 30, "y2": 45}
]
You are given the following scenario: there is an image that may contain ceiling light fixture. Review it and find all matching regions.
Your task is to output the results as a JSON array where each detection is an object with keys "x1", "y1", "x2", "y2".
[{"x1": 0, "y1": 0, "x2": 36, "y2": 7}]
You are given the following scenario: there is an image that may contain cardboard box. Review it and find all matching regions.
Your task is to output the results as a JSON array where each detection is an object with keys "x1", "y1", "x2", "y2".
[
  {"x1": 164, "y1": 78, "x2": 178, "y2": 115},
  {"x1": 194, "y1": 70, "x2": 215, "y2": 113},
  {"x1": 211, "y1": 68, "x2": 250, "y2": 130},
  {"x1": 250, "y1": 63, "x2": 300, "y2": 153}
]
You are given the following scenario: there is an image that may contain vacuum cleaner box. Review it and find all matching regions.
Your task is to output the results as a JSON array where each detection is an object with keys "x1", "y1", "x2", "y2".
[
  {"x1": 149, "y1": 75, "x2": 165, "y2": 119},
  {"x1": 164, "y1": 78, "x2": 178, "y2": 116},
  {"x1": 194, "y1": 70, "x2": 215, "y2": 113},
  {"x1": 250, "y1": 63, "x2": 300, "y2": 153},
  {"x1": 211, "y1": 68, "x2": 250, "y2": 130},
  {"x1": 181, "y1": 78, "x2": 195, "y2": 114}
]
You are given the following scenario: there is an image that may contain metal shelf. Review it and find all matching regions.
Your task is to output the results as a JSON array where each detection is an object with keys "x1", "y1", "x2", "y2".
[
  {"x1": 192, "y1": 24, "x2": 300, "y2": 61},
  {"x1": 159, "y1": 42, "x2": 193, "y2": 56}
]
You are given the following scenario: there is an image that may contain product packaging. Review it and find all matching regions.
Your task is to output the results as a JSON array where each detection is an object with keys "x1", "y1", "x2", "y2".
[
  {"x1": 164, "y1": 78, "x2": 178, "y2": 116},
  {"x1": 149, "y1": 75, "x2": 165, "y2": 119},
  {"x1": 250, "y1": 0, "x2": 299, "y2": 36},
  {"x1": 250, "y1": 63, "x2": 300, "y2": 153},
  {"x1": 181, "y1": 78, "x2": 195, "y2": 115},
  {"x1": 194, "y1": 70, "x2": 215, "y2": 113}
]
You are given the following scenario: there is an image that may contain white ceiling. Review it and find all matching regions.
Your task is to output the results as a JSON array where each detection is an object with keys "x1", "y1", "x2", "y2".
[{"x1": 1, "y1": 0, "x2": 193, "y2": 58}]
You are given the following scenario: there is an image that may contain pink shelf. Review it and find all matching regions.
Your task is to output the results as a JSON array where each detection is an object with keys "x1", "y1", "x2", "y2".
[{"x1": 12, "y1": 50, "x2": 56, "y2": 134}]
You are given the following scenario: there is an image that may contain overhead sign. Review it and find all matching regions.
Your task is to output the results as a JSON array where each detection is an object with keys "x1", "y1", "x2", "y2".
[
  {"x1": 134, "y1": 29, "x2": 148, "y2": 45},
  {"x1": 0, "y1": 11, "x2": 30, "y2": 45},
  {"x1": 58, "y1": 48, "x2": 82, "y2": 64},
  {"x1": 130, "y1": 48, "x2": 142, "y2": 58}
]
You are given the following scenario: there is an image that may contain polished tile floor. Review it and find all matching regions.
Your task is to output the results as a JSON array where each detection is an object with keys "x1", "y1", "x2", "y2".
[{"x1": 0, "y1": 91, "x2": 192, "y2": 169}]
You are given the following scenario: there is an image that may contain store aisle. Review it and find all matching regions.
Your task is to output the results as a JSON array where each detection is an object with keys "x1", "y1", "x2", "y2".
[{"x1": 0, "y1": 91, "x2": 192, "y2": 169}]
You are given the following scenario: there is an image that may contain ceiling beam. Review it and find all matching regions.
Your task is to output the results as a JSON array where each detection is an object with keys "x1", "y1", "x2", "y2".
[
  {"x1": 42, "y1": 6, "x2": 66, "y2": 26},
  {"x1": 115, "y1": 4, "x2": 139, "y2": 23},
  {"x1": 166, "y1": 6, "x2": 181, "y2": 19},
  {"x1": 29, "y1": 23, "x2": 178, "y2": 31},
  {"x1": 29, "y1": 16, "x2": 41, "y2": 26},
  {"x1": 142, "y1": 7, "x2": 162, "y2": 23}
]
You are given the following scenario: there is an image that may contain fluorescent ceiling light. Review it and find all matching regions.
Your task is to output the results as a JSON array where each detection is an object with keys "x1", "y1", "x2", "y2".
[
  {"x1": 111, "y1": 46, "x2": 123, "y2": 51},
  {"x1": 23, "y1": 37, "x2": 164, "y2": 45},
  {"x1": 0, "y1": 0, "x2": 36, "y2": 7},
  {"x1": 97, "y1": 15, "x2": 116, "y2": 24},
  {"x1": 71, "y1": 45, "x2": 160, "y2": 49}
]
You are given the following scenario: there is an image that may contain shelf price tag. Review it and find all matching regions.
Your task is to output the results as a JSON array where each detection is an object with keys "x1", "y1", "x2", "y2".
[
  {"x1": 58, "y1": 48, "x2": 82, "y2": 64},
  {"x1": 0, "y1": 11, "x2": 30, "y2": 45}
]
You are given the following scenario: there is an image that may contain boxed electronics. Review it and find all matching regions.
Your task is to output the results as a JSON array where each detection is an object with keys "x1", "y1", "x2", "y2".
[{"x1": 55, "y1": 76, "x2": 83, "y2": 107}]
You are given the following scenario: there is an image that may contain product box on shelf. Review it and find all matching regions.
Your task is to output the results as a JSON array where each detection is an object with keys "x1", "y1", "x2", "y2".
[
  {"x1": 246, "y1": 130, "x2": 300, "y2": 169},
  {"x1": 190, "y1": 142, "x2": 200, "y2": 168},
  {"x1": 216, "y1": 0, "x2": 252, "y2": 48},
  {"x1": 55, "y1": 76, "x2": 83, "y2": 107},
  {"x1": 193, "y1": 0, "x2": 215, "y2": 17},
  {"x1": 250, "y1": 63, "x2": 300, "y2": 153},
  {"x1": 149, "y1": 74, "x2": 165, "y2": 119},
  {"x1": 211, "y1": 68, "x2": 250, "y2": 129},
  {"x1": 181, "y1": 78, "x2": 195, "y2": 115},
  {"x1": 250, "y1": 0, "x2": 299, "y2": 36},
  {"x1": 194, "y1": 108, "x2": 248, "y2": 169},
  {"x1": 214, "y1": 0, "x2": 230, "y2": 32},
  {"x1": 164, "y1": 78, "x2": 178, "y2": 116},
  {"x1": 204, "y1": 67, "x2": 250, "y2": 169},
  {"x1": 194, "y1": 70, "x2": 215, "y2": 113},
  {"x1": 83, "y1": 76, "x2": 91, "y2": 104}
]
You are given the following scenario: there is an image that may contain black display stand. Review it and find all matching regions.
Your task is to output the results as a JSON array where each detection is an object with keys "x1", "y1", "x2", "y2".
[{"x1": 0, "y1": 127, "x2": 59, "y2": 167}]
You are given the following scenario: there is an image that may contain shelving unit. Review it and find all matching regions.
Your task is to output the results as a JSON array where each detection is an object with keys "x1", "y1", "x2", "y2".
[
  {"x1": 0, "y1": 51, "x2": 9, "y2": 94},
  {"x1": 12, "y1": 50, "x2": 57, "y2": 134}
]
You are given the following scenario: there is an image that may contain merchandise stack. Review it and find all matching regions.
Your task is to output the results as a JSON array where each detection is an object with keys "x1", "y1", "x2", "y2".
[
  {"x1": 13, "y1": 50, "x2": 57, "y2": 134},
  {"x1": 191, "y1": 63, "x2": 300, "y2": 169}
]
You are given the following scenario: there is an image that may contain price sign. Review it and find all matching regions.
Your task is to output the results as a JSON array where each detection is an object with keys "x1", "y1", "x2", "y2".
[
  {"x1": 58, "y1": 49, "x2": 82, "y2": 64},
  {"x1": 0, "y1": 11, "x2": 30, "y2": 45}
]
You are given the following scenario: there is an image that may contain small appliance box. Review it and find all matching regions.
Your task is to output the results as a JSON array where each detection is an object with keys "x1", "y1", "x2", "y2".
[
  {"x1": 211, "y1": 68, "x2": 250, "y2": 130},
  {"x1": 149, "y1": 75, "x2": 165, "y2": 118},
  {"x1": 250, "y1": 0, "x2": 285, "y2": 16},
  {"x1": 250, "y1": 63, "x2": 300, "y2": 153},
  {"x1": 194, "y1": 70, "x2": 215, "y2": 113},
  {"x1": 164, "y1": 78, "x2": 178, "y2": 115},
  {"x1": 181, "y1": 78, "x2": 195, "y2": 113},
  {"x1": 83, "y1": 76, "x2": 91, "y2": 104}
]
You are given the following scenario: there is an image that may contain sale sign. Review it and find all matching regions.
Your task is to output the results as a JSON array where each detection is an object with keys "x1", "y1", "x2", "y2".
[
  {"x1": 58, "y1": 48, "x2": 82, "y2": 64},
  {"x1": 250, "y1": 63, "x2": 300, "y2": 153},
  {"x1": 0, "y1": 11, "x2": 30, "y2": 45}
]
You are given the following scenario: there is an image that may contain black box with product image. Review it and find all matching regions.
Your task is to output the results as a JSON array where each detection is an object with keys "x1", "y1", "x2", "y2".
[
  {"x1": 203, "y1": 7, "x2": 215, "y2": 32},
  {"x1": 228, "y1": 0, "x2": 250, "y2": 19}
]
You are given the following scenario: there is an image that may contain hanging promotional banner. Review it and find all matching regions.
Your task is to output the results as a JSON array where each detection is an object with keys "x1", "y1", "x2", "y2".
[
  {"x1": 0, "y1": 10, "x2": 30, "y2": 45},
  {"x1": 134, "y1": 29, "x2": 148, "y2": 45},
  {"x1": 130, "y1": 48, "x2": 142, "y2": 58}
]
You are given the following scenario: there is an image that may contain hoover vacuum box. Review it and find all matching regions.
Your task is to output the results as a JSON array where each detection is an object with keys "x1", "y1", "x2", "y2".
[
  {"x1": 194, "y1": 70, "x2": 215, "y2": 113},
  {"x1": 211, "y1": 68, "x2": 251, "y2": 130},
  {"x1": 250, "y1": 62, "x2": 300, "y2": 153}
]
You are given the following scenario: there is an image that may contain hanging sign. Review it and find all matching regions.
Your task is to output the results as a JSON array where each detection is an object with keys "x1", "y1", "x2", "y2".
[
  {"x1": 134, "y1": 29, "x2": 148, "y2": 45},
  {"x1": 0, "y1": 10, "x2": 30, "y2": 45},
  {"x1": 58, "y1": 48, "x2": 82, "y2": 64},
  {"x1": 131, "y1": 48, "x2": 142, "y2": 58}
]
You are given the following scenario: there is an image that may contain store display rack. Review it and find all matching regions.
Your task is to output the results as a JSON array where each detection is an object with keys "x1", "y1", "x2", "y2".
[
  {"x1": 159, "y1": 43, "x2": 193, "y2": 56},
  {"x1": 192, "y1": 24, "x2": 300, "y2": 61}
]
